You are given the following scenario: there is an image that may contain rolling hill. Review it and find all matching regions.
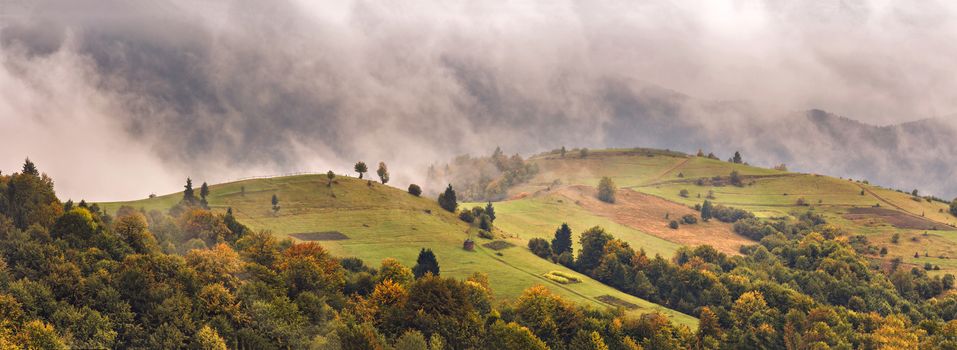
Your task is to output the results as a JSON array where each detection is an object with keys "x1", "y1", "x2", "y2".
[
  {"x1": 100, "y1": 173, "x2": 697, "y2": 327},
  {"x1": 100, "y1": 147, "x2": 957, "y2": 332},
  {"x1": 485, "y1": 148, "x2": 957, "y2": 276}
]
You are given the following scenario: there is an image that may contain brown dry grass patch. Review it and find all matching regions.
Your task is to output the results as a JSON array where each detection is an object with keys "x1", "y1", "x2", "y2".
[
  {"x1": 556, "y1": 185, "x2": 752, "y2": 255},
  {"x1": 845, "y1": 207, "x2": 948, "y2": 230},
  {"x1": 482, "y1": 240, "x2": 515, "y2": 251}
]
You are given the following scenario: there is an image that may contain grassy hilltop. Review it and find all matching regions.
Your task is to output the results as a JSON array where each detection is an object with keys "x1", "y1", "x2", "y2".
[
  {"x1": 101, "y1": 173, "x2": 697, "y2": 327},
  {"x1": 101, "y1": 147, "x2": 957, "y2": 331},
  {"x1": 487, "y1": 148, "x2": 957, "y2": 275}
]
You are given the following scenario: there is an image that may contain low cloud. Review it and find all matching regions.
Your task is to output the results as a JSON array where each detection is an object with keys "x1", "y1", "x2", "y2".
[{"x1": 1, "y1": 0, "x2": 955, "y2": 200}]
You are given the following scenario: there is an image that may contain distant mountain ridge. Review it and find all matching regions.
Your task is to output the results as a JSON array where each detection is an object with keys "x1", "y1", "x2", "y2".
[
  {"x1": 592, "y1": 82, "x2": 956, "y2": 198},
  {"x1": 795, "y1": 110, "x2": 957, "y2": 198}
]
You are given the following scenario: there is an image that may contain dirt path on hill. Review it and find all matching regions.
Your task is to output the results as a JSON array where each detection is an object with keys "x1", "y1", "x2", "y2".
[
  {"x1": 557, "y1": 185, "x2": 752, "y2": 255},
  {"x1": 642, "y1": 157, "x2": 691, "y2": 185},
  {"x1": 855, "y1": 184, "x2": 955, "y2": 229},
  {"x1": 858, "y1": 184, "x2": 908, "y2": 212}
]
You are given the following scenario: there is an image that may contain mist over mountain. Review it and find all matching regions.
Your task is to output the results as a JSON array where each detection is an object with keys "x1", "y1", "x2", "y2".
[
  {"x1": 617, "y1": 105, "x2": 957, "y2": 198},
  {"x1": 1, "y1": 0, "x2": 955, "y2": 200},
  {"x1": 564, "y1": 85, "x2": 957, "y2": 198}
]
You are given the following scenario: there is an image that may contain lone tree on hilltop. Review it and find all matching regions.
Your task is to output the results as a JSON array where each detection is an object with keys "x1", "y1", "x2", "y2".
[
  {"x1": 377, "y1": 162, "x2": 390, "y2": 184},
  {"x1": 354, "y1": 161, "x2": 368, "y2": 179},
  {"x1": 551, "y1": 223, "x2": 573, "y2": 256},
  {"x1": 327, "y1": 171, "x2": 335, "y2": 187},
  {"x1": 597, "y1": 177, "x2": 616, "y2": 203},
  {"x1": 701, "y1": 200, "x2": 714, "y2": 221},
  {"x1": 22, "y1": 158, "x2": 39, "y2": 176},
  {"x1": 183, "y1": 178, "x2": 196, "y2": 204},
  {"x1": 560, "y1": 146, "x2": 567, "y2": 158},
  {"x1": 412, "y1": 248, "x2": 440, "y2": 278},
  {"x1": 200, "y1": 182, "x2": 210, "y2": 209},
  {"x1": 733, "y1": 151, "x2": 743, "y2": 164},
  {"x1": 438, "y1": 184, "x2": 458, "y2": 212}
]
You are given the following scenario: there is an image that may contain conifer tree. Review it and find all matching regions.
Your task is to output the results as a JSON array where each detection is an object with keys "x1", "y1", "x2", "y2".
[
  {"x1": 22, "y1": 158, "x2": 39, "y2": 176},
  {"x1": 485, "y1": 201, "x2": 496, "y2": 222},
  {"x1": 183, "y1": 178, "x2": 196, "y2": 203},
  {"x1": 412, "y1": 248, "x2": 440, "y2": 278},
  {"x1": 551, "y1": 223, "x2": 573, "y2": 256},
  {"x1": 438, "y1": 184, "x2": 457, "y2": 212}
]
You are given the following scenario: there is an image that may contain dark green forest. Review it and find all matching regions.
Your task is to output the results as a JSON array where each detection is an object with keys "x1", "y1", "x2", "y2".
[{"x1": 3, "y1": 159, "x2": 957, "y2": 349}]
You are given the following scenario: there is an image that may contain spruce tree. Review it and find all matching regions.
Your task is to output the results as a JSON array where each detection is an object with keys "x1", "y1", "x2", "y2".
[
  {"x1": 271, "y1": 194, "x2": 280, "y2": 214},
  {"x1": 22, "y1": 158, "x2": 39, "y2": 176},
  {"x1": 551, "y1": 223, "x2": 573, "y2": 256},
  {"x1": 485, "y1": 201, "x2": 496, "y2": 222},
  {"x1": 733, "y1": 151, "x2": 743, "y2": 164},
  {"x1": 412, "y1": 248, "x2": 440, "y2": 278},
  {"x1": 183, "y1": 178, "x2": 196, "y2": 203},
  {"x1": 438, "y1": 184, "x2": 457, "y2": 212}
]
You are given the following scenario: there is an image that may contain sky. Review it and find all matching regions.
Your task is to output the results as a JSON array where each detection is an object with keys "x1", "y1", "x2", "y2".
[{"x1": 1, "y1": 0, "x2": 956, "y2": 201}]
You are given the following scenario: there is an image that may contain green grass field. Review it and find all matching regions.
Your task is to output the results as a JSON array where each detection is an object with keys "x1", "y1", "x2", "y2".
[
  {"x1": 101, "y1": 174, "x2": 697, "y2": 327},
  {"x1": 466, "y1": 194, "x2": 682, "y2": 259},
  {"x1": 492, "y1": 149, "x2": 957, "y2": 275},
  {"x1": 99, "y1": 148, "x2": 957, "y2": 327}
]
